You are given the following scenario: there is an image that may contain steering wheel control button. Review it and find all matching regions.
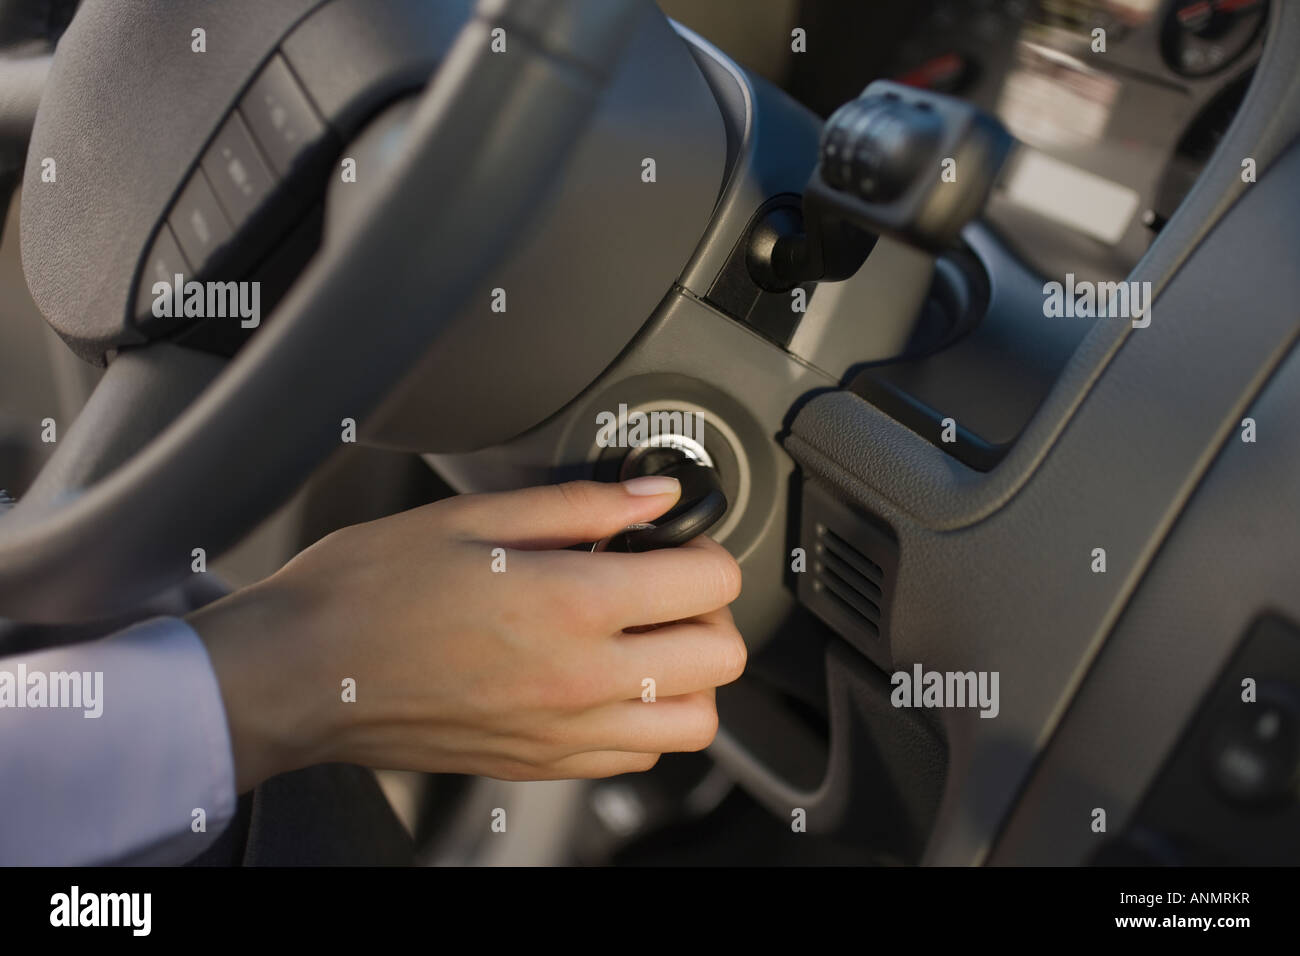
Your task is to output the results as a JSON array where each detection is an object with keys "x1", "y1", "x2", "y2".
[
  {"x1": 167, "y1": 170, "x2": 234, "y2": 272},
  {"x1": 201, "y1": 111, "x2": 278, "y2": 226},
  {"x1": 134, "y1": 225, "x2": 190, "y2": 327},
  {"x1": 240, "y1": 54, "x2": 327, "y2": 177}
]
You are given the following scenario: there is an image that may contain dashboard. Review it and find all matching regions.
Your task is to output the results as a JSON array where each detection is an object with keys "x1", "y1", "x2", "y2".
[
  {"x1": 654, "y1": 0, "x2": 1271, "y2": 469},
  {"x1": 723, "y1": 0, "x2": 1270, "y2": 283}
]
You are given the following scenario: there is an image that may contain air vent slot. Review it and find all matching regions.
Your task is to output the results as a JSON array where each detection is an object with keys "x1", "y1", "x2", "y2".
[{"x1": 796, "y1": 480, "x2": 898, "y2": 669}]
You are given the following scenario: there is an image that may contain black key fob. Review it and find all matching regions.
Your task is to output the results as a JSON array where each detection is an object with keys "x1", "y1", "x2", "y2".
[{"x1": 592, "y1": 456, "x2": 727, "y2": 553}]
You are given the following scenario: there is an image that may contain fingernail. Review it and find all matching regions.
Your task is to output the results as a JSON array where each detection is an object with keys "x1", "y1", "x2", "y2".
[{"x1": 622, "y1": 475, "x2": 680, "y2": 496}]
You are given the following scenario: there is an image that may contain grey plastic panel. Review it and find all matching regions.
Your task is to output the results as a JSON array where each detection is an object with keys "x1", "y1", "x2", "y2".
[
  {"x1": 672, "y1": 25, "x2": 823, "y2": 300},
  {"x1": 785, "y1": 132, "x2": 1300, "y2": 865},
  {"x1": 359, "y1": 3, "x2": 727, "y2": 453},
  {"x1": 851, "y1": 224, "x2": 1094, "y2": 463},
  {"x1": 785, "y1": 236, "x2": 933, "y2": 379},
  {"x1": 281, "y1": 0, "x2": 473, "y2": 137},
  {"x1": 990, "y1": 338, "x2": 1300, "y2": 865},
  {"x1": 714, "y1": 637, "x2": 947, "y2": 863}
]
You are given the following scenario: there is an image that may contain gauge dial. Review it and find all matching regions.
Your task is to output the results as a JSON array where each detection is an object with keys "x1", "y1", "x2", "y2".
[{"x1": 1162, "y1": 0, "x2": 1267, "y2": 77}]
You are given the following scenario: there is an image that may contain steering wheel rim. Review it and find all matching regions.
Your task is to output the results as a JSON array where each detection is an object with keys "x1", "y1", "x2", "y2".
[{"x1": 0, "y1": 0, "x2": 643, "y2": 623}]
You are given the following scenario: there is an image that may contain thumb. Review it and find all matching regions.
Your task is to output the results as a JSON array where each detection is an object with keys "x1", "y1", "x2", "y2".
[{"x1": 454, "y1": 477, "x2": 682, "y2": 550}]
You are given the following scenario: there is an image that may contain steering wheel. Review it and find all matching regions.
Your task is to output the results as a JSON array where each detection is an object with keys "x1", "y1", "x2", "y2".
[{"x1": 0, "y1": 0, "x2": 643, "y2": 622}]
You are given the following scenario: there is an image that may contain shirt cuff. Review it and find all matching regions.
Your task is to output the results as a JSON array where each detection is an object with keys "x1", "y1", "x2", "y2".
[{"x1": 0, "y1": 616, "x2": 238, "y2": 865}]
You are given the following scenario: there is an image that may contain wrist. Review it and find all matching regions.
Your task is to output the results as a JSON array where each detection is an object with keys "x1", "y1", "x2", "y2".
[{"x1": 187, "y1": 579, "x2": 333, "y2": 793}]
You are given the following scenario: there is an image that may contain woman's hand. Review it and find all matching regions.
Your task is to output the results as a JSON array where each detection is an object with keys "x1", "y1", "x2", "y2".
[{"x1": 187, "y1": 477, "x2": 745, "y2": 793}]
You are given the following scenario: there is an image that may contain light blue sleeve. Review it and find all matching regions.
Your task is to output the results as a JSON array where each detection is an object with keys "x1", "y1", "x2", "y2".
[{"x1": 0, "y1": 617, "x2": 238, "y2": 865}]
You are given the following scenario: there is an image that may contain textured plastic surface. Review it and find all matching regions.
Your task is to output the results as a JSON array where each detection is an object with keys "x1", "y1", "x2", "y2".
[
  {"x1": 786, "y1": 130, "x2": 1300, "y2": 867},
  {"x1": 20, "y1": 0, "x2": 328, "y2": 361},
  {"x1": 991, "y1": 341, "x2": 1300, "y2": 865}
]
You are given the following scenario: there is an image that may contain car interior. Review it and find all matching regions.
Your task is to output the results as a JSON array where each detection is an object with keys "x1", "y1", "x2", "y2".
[{"x1": 1, "y1": 0, "x2": 1297, "y2": 867}]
